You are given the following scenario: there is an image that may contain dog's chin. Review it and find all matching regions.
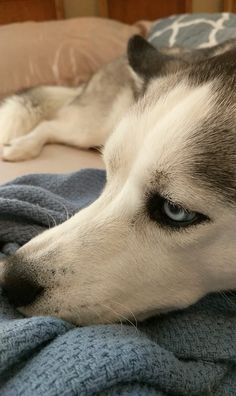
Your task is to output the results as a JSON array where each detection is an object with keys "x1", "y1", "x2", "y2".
[
  {"x1": 17, "y1": 303, "x2": 120, "y2": 326},
  {"x1": 17, "y1": 304, "x2": 79, "y2": 325},
  {"x1": 17, "y1": 300, "x2": 153, "y2": 326},
  {"x1": 16, "y1": 301, "x2": 174, "y2": 326}
]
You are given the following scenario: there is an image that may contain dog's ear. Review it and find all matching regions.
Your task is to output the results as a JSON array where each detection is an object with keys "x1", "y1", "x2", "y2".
[{"x1": 127, "y1": 35, "x2": 169, "y2": 80}]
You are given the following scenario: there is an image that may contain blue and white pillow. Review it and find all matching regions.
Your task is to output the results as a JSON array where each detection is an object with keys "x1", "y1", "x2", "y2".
[{"x1": 148, "y1": 13, "x2": 236, "y2": 49}]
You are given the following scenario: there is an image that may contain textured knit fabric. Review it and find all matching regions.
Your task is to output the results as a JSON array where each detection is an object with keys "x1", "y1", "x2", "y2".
[
  {"x1": 0, "y1": 169, "x2": 236, "y2": 396},
  {"x1": 149, "y1": 13, "x2": 236, "y2": 49}
]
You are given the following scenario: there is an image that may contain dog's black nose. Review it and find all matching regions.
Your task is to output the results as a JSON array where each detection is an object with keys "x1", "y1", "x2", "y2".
[
  {"x1": 2, "y1": 274, "x2": 44, "y2": 307},
  {"x1": 0, "y1": 258, "x2": 44, "y2": 307}
]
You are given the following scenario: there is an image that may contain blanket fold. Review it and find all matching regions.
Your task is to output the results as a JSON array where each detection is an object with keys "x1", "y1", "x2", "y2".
[{"x1": 0, "y1": 169, "x2": 235, "y2": 396}]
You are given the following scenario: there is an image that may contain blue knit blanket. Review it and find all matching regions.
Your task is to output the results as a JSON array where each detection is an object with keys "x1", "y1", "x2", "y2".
[{"x1": 0, "y1": 169, "x2": 236, "y2": 396}]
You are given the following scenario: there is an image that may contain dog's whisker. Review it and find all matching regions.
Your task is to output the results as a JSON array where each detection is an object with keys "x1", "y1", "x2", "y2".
[
  {"x1": 54, "y1": 199, "x2": 71, "y2": 221},
  {"x1": 99, "y1": 303, "x2": 125, "y2": 332},
  {"x1": 87, "y1": 305, "x2": 115, "y2": 326},
  {"x1": 220, "y1": 291, "x2": 236, "y2": 309},
  {"x1": 225, "y1": 290, "x2": 236, "y2": 297},
  {"x1": 101, "y1": 303, "x2": 138, "y2": 333},
  {"x1": 36, "y1": 204, "x2": 54, "y2": 228},
  {"x1": 45, "y1": 211, "x2": 57, "y2": 227},
  {"x1": 100, "y1": 303, "x2": 125, "y2": 324},
  {"x1": 220, "y1": 292, "x2": 235, "y2": 309},
  {"x1": 111, "y1": 300, "x2": 138, "y2": 330}
]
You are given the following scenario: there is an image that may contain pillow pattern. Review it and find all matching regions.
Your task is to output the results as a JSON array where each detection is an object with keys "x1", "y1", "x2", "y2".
[{"x1": 148, "y1": 12, "x2": 236, "y2": 48}]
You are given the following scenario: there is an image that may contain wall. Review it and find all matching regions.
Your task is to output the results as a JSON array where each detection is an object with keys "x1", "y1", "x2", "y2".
[
  {"x1": 63, "y1": 0, "x2": 224, "y2": 18},
  {"x1": 192, "y1": 0, "x2": 223, "y2": 12},
  {"x1": 63, "y1": 0, "x2": 98, "y2": 18}
]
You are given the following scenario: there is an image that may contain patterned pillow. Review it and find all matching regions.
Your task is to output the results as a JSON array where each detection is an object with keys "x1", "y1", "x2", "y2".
[{"x1": 148, "y1": 13, "x2": 236, "y2": 48}]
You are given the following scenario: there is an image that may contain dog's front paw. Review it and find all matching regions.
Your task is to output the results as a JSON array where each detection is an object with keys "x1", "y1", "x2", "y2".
[
  {"x1": 0, "y1": 98, "x2": 29, "y2": 145},
  {"x1": 2, "y1": 137, "x2": 41, "y2": 162},
  {"x1": 0, "y1": 119, "x2": 17, "y2": 146}
]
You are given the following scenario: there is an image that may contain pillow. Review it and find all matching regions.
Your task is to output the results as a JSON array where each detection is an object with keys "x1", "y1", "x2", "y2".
[
  {"x1": 0, "y1": 17, "x2": 151, "y2": 99},
  {"x1": 148, "y1": 13, "x2": 236, "y2": 48}
]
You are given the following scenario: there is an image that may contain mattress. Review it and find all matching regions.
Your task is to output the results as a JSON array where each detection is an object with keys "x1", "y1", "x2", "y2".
[{"x1": 0, "y1": 144, "x2": 104, "y2": 184}]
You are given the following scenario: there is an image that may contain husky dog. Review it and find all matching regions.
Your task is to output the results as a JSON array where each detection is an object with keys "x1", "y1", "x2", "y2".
[{"x1": 0, "y1": 36, "x2": 236, "y2": 326}]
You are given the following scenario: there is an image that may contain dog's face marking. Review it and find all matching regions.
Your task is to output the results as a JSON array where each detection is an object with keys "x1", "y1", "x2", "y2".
[{"x1": 1, "y1": 38, "x2": 236, "y2": 325}]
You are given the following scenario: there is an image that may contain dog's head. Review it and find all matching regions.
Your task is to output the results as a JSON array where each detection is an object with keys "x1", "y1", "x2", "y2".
[{"x1": 1, "y1": 37, "x2": 236, "y2": 325}]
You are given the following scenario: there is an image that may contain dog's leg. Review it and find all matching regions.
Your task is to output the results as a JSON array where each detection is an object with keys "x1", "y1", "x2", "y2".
[
  {"x1": 2, "y1": 121, "x2": 60, "y2": 161},
  {"x1": 2, "y1": 85, "x2": 134, "y2": 161},
  {"x1": 2, "y1": 111, "x2": 100, "y2": 162},
  {"x1": 0, "y1": 86, "x2": 83, "y2": 145}
]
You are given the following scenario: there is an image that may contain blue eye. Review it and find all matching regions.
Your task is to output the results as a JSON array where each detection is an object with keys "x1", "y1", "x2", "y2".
[
  {"x1": 163, "y1": 201, "x2": 196, "y2": 224},
  {"x1": 146, "y1": 193, "x2": 207, "y2": 229}
]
